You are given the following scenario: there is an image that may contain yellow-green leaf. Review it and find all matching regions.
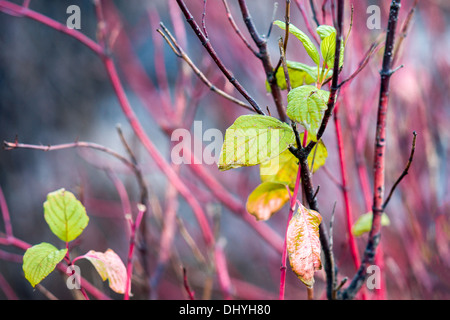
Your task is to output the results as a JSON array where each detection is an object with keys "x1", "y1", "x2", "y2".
[
  {"x1": 218, "y1": 115, "x2": 295, "y2": 171},
  {"x1": 352, "y1": 212, "x2": 391, "y2": 237},
  {"x1": 79, "y1": 249, "x2": 128, "y2": 294},
  {"x1": 23, "y1": 242, "x2": 67, "y2": 287},
  {"x1": 43, "y1": 188, "x2": 89, "y2": 242},
  {"x1": 260, "y1": 150, "x2": 298, "y2": 190},
  {"x1": 274, "y1": 20, "x2": 320, "y2": 66},
  {"x1": 287, "y1": 85, "x2": 330, "y2": 141},
  {"x1": 246, "y1": 182, "x2": 290, "y2": 221},
  {"x1": 321, "y1": 32, "x2": 336, "y2": 68},
  {"x1": 316, "y1": 25, "x2": 336, "y2": 40},
  {"x1": 287, "y1": 202, "x2": 322, "y2": 288}
]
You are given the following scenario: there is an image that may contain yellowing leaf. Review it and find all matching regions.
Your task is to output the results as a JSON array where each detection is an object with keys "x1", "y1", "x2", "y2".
[
  {"x1": 23, "y1": 242, "x2": 67, "y2": 287},
  {"x1": 352, "y1": 212, "x2": 390, "y2": 237},
  {"x1": 246, "y1": 182, "x2": 290, "y2": 221},
  {"x1": 287, "y1": 85, "x2": 330, "y2": 141},
  {"x1": 80, "y1": 249, "x2": 128, "y2": 294},
  {"x1": 43, "y1": 188, "x2": 89, "y2": 242},
  {"x1": 218, "y1": 115, "x2": 295, "y2": 171},
  {"x1": 260, "y1": 150, "x2": 298, "y2": 189},
  {"x1": 287, "y1": 202, "x2": 322, "y2": 288}
]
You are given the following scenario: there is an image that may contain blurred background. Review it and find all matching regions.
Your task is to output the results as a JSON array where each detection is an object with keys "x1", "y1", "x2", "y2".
[{"x1": 0, "y1": 0, "x2": 449, "y2": 299}]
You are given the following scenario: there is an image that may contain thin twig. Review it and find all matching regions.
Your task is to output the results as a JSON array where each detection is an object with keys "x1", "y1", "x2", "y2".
[
  {"x1": 237, "y1": 0, "x2": 286, "y2": 121},
  {"x1": 183, "y1": 267, "x2": 195, "y2": 300},
  {"x1": 309, "y1": 0, "x2": 321, "y2": 26},
  {"x1": 201, "y1": 0, "x2": 208, "y2": 39},
  {"x1": 157, "y1": 23, "x2": 253, "y2": 112},
  {"x1": 221, "y1": 0, "x2": 259, "y2": 57},
  {"x1": 383, "y1": 131, "x2": 417, "y2": 209},
  {"x1": 3, "y1": 139, "x2": 135, "y2": 169},
  {"x1": 294, "y1": 0, "x2": 321, "y2": 45},
  {"x1": 338, "y1": 39, "x2": 383, "y2": 88}
]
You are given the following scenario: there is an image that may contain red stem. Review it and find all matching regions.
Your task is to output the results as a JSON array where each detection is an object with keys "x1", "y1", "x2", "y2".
[
  {"x1": 0, "y1": 186, "x2": 13, "y2": 238},
  {"x1": 333, "y1": 102, "x2": 360, "y2": 270},
  {"x1": 124, "y1": 205, "x2": 145, "y2": 300}
]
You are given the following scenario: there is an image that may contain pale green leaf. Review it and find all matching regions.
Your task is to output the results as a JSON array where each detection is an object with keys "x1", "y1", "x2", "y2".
[
  {"x1": 79, "y1": 249, "x2": 128, "y2": 294},
  {"x1": 352, "y1": 212, "x2": 391, "y2": 237},
  {"x1": 218, "y1": 115, "x2": 295, "y2": 171},
  {"x1": 316, "y1": 25, "x2": 336, "y2": 40},
  {"x1": 321, "y1": 32, "x2": 336, "y2": 68},
  {"x1": 287, "y1": 202, "x2": 322, "y2": 288},
  {"x1": 287, "y1": 85, "x2": 330, "y2": 141},
  {"x1": 43, "y1": 188, "x2": 89, "y2": 242},
  {"x1": 23, "y1": 242, "x2": 67, "y2": 287},
  {"x1": 246, "y1": 182, "x2": 290, "y2": 221},
  {"x1": 274, "y1": 20, "x2": 320, "y2": 66}
]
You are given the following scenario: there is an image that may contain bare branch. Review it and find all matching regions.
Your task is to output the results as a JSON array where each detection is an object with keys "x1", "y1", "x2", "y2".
[
  {"x1": 383, "y1": 131, "x2": 417, "y2": 209},
  {"x1": 157, "y1": 23, "x2": 254, "y2": 112}
]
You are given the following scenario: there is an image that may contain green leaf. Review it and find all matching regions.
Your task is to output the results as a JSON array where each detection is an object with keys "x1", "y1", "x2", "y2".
[
  {"x1": 274, "y1": 20, "x2": 320, "y2": 66},
  {"x1": 352, "y1": 212, "x2": 391, "y2": 237},
  {"x1": 316, "y1": 25, "x2": 336, "y2": 40},
  {"x1": 23, "y1": 242, "x2": 67, "y2": 287},
  {"x1": 218, "y1": 115, "x2": 295, "y2": 171},
  {"x1": 246, "y1": 182, "x2": 290, "y2": 221},
  {"x1": 321, "y1": 32, "x2": 336, "y2": 68},
  {"x1": 287, "y1": 85, "x2": 330, "y2": 141},
  {"x1": 43, "y1": 188, "x2": 89, "y2": 242},
  {"x1": 287, "y1": 202, "x2": 322, "y2": 288},
  {"x1": 317, "y1": 25, "x2": 345, "y2": 68},
  {"x1": 78, "y1": 249, "x2": 128, "y2": 294},
  {"x1": 260, "y1": 149, "x2": 298, "y2": 190}
]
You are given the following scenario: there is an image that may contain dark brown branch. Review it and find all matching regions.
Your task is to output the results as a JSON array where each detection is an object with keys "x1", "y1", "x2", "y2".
[
  {"x1": 309, "y1": 0, "x2": 320, "y2": 26},
  {"x1": 383, "y1": 131, "x2": 417, "y2": 209},
  {"x1": 175, "y1": 0, "x2": 265, "y2": 116},
  {"x1": 299, "y1": 153, "x2": 336, "y2": 299},
  {"x1": 288, "y1": 0, "x2": 345, "y2": 300},
  {"x1": 304, "y1": 0, "x2": 344, "y2": 155},
  {"x1": 339, "y1": 0, "x2": 402, "y2": 300},
  {"x1": 237, "y1": 0, "x2": 287, "y2": 122},
  {"x1": 274, "y1": 0, "x2": 291, "y2": 73}
]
